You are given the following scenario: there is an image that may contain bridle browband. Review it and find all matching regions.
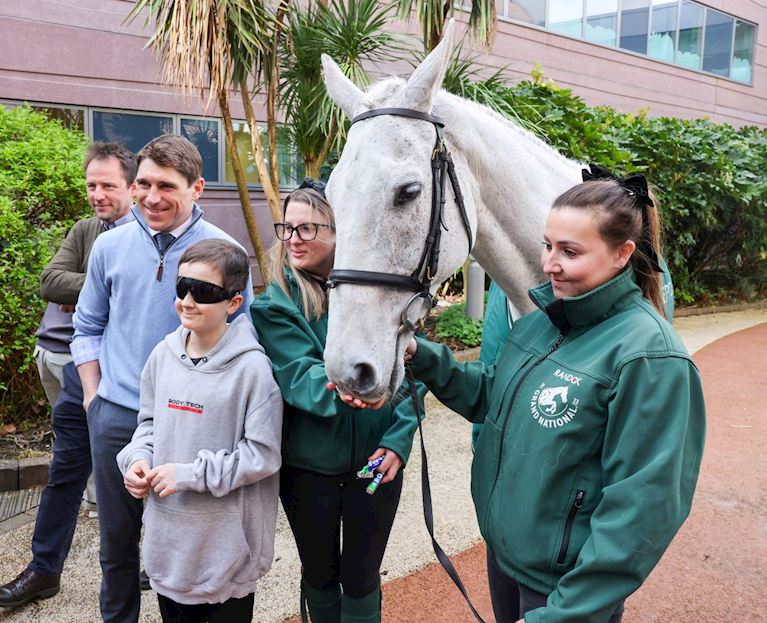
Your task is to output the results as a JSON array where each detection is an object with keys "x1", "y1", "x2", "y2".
[{"x1": 326, "y1": 107, "x2": 473, "y2": 331}]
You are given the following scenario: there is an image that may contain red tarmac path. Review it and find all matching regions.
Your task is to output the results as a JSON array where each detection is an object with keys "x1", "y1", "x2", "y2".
[{"x1": 289, "y1": 322, "x2": 767, "y2": 622}]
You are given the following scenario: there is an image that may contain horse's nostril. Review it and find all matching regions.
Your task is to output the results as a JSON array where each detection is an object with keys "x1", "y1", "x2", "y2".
[{"x1": 352, "y1": 362, "x2": 378, "y2": 394}]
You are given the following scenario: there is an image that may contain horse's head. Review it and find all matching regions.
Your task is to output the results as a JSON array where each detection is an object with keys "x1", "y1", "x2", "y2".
[{"x1": 321, "y1": 21, "x2": 476, "y2": 402}]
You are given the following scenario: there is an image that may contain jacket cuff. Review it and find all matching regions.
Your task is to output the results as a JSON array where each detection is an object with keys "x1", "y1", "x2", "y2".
[{"x1": 70, "y1": 335, "x2": 101, "y2": 365}]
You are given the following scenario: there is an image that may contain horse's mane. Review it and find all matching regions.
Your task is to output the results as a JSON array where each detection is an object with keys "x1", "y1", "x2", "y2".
[{"x1": 362, "y1": 76, "x2": 581, "y2": 172}]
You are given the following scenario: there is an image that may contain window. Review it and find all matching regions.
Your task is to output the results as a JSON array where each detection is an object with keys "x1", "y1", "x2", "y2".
[
  {"x1": 32, "y1": 105, "x2": 85, "y2": 131},
  {"x1": 702, "y1": 9, "x2": 734, "y2": 77},
  {"x1": 732, "y1": 20, "x2": 755, "y2": 83},
  {"x1": 92, "y1": 111, "x2": 173, "y2": 154},
  {"x1": 649, "y1": 0, "x2": 677, "y2": 62},
  {"x1": 585, "y1": 0, "x2": 618, "y2": 47},
  {"x1": 676, "y1": 0, "x2": 704, "y2": 69},
  {"x1": 619, "y1": 0, "x2": 650, "y2": 55},
  {"x1": 549, "y1": 0, "x2": 584, "y2": 37},
  {"x1": 507, "y1": 0, "x2": 545, "y2": 26},
  {"x1": 224, "y1": 121, "x2": 305, "y2": 187},
  {"x1": 181, "y1": 117, "x2": 219, "y2": 183}
]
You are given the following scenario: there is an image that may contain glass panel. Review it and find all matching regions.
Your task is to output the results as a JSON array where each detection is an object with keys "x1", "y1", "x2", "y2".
[
  {"x1": 92, "y1": 111, "x2": 173, "y2": 154},
  {"x1": 676, "y1": 0, "x2": 704, "y2": 69},
  {"x1": 731, "y1": 21, "x2": 755, "y2": 83},
  {"x1": 702, "y1": 8, "x2": 734, "y2": 76},
  {"x1": 225, "y1": 120, "x2": 262, "y2": 185},
  {"x1": 549, "y1": 0, "x2": 584, "y2": 37},
  {"x1": 225, "y1": 122, "x2": 305, "y2": 187},
  {"x1": 649, "y1": 0, "x2": 678, "y2": 62},
  {"x1": 585, "y1": 0, "x2": 618, "y2": 46},
  {"x1": 31, "y1": 106, "x2": 84, "y2": 131},
  {"x1": 181, "y1": 118, "x2": 219, "y2": 183},
  {"x1": 507, "y1": 0, "x2": 545, "y2": 26},
  {"x1": 620, "y1": 0, "x2": 650, "y2": 54}
]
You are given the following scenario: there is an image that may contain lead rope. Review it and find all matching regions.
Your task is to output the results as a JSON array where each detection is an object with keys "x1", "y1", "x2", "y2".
[{"x1": 405, "y1": 364, "x2": 488, "y2": 623}]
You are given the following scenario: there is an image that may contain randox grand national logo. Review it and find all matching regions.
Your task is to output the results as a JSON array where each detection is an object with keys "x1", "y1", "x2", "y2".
[{"x1": 530, "y1": 373, "x2": 580, "y2": 429}]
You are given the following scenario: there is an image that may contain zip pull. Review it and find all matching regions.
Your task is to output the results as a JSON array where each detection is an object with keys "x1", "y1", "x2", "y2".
[
  {"x1": 156, "y1": 254, "x2": 165, "y2": 281},
  {"x1": 574, "y1": 489, "x2": 585, "y2": 508}
]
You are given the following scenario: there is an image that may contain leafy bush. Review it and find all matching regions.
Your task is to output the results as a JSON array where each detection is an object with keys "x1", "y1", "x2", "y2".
[
  {"x1": 436, "y1": 302, "x2": 483, "y2": 348},
  {"x1": 443, "y1": 67, "x2": 767, "y2": 304},
  {"x1": 0, "y1": 105, "x2": 88, "y2": 425}
]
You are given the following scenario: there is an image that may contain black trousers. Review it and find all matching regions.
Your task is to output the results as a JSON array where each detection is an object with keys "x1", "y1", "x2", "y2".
[
  {"x1": 30, "y1": 362, "x2": 91, "y2": 576},
  {"x1": 157, "y1": 593, "x2": 254, "y2": 623},
  {"x1": 280, "y1": 465, "x2": 403, "y2": 598},
  {"x1": 486, "y1": 551, "x2": 624, "y2": 623}
]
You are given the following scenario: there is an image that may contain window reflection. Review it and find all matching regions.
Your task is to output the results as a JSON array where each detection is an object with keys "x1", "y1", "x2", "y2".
[
  {"x1": 702, "y1": 9, "x2": 734, "y2": 77},
  {"x1": 549, "y1": 0, "x2": 584, "y2": 37},
  {"x1": 92, "y1": 111, "x2": 173, "y2": 154},
  {"x1": 225, "y1": 122, "x2": 305, "y2": 187},
  {"x1": 507, "y1": 0, "x2": 545, "y2": 26},
  {"x1": 676, "y1": 0, "x2": 704, "y2": 69},
  {"x1": 731, "y1": 21, "x2": 755, "y2": 83},
  {"x1": 181, "y1": 118, "x2": 219, "y2": 183},
  {"x1": 649, "y1": 0, "x2": 677, "y2": 62},
  {"x1": 620, "y1": 0, "x2": 650, "y2": 54},
  {"x1": 585, "y1": 0, "x2": 618, "y2": 46},
  {"x1": 32, "y1": 106, "x2": 84, "y2": 131}
]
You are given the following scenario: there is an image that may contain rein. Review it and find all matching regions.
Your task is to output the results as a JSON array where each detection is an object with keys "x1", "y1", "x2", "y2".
[{"x1": 327, "y1": 107, "x2": 486, "y2": 622}]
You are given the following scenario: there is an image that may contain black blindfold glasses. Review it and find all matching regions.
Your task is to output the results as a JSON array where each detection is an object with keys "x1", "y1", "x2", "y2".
[{"x1": 176, "y1": 276, "x2": 238, "y2": 304}]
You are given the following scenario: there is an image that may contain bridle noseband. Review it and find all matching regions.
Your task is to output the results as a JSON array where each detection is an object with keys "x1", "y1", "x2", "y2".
[{"x1": 326, "y1": 107, "x2": 473, "y2": 332}]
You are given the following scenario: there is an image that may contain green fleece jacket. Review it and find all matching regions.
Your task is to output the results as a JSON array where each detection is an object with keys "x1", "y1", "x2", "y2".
[
  {"x1": 250, "y1": 271, "x2": 426, "y2": 475},
  {"x1": 411, "y1": 268, "x2": 705, "y2": 623}
]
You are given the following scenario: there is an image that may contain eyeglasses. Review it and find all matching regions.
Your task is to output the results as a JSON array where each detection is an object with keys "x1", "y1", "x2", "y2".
[
  {"x1": 274, "y1": 222, "x2": 333, "y2": 242},
  {"x1": 176, "y1": 276, "x2": 238, "y2": 304}
]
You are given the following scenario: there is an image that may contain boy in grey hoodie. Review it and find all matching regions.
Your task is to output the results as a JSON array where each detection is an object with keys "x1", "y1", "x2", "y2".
[{"x1": 117, "y1": 239, "x2": 282, "y2": 622}]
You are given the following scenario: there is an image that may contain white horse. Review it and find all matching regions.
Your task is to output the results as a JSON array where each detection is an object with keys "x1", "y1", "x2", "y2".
[{"x1": 322, "y1": 21, "x2": 583, "y2": 402}]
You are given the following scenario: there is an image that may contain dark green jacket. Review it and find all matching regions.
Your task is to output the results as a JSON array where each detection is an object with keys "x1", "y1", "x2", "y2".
[
  {"x1": 250, "y1": 271, "x2": 425, "y2": 475},
  {"x1": 411, "y1": 268, "x2": 705, "y2": 623}
]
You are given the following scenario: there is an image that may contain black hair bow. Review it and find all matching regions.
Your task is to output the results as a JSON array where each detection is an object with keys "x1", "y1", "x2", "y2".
[
  {"x1": 582, "y1": 165, "x2": 654, "y2": 208},
  {"x1": 581, "y1": 165, "x2": 663, "y2": 273},
  {"x1": 298, "y1": 177, "x2": 327, "y2": 198}
]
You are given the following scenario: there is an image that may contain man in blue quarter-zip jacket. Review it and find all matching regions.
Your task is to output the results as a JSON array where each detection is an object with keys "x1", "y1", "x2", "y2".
[{"x1": 71, "y1": 135, "x2": 254, "y2": 623}]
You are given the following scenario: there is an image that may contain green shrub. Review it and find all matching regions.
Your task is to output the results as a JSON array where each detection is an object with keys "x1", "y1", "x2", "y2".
[
  {"x1": 436, "y1": 302, "x2": 483, "y2": 348},
  {"x1": 444, "y1": 68, "x2": 767, "y2": 303},
  {"x1": 0, "y1": 105, "x2": 88, "y2": 425}
]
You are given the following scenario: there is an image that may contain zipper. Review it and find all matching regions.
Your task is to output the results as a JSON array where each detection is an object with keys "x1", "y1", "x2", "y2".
[
  {"x1": 556, "y1": 489, "x2": 585, "y2": 564},
  {"x1": 484, "y1": 331, "x2": 567, "y2": 530}
]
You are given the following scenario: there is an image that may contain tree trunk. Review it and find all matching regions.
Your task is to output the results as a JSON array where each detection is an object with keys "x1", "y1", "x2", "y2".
[
  {"x1": 267, "y1": 0, "x2": 291, "y2": 193},
  {"x1": 241, "y1": 92, "x2": 282, "y2": 224},
  {"x1": 219, "y1": 90, "x2": 268, "y2": 284}
]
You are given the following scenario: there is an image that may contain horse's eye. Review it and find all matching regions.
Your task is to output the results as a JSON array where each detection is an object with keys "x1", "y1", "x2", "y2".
[{"x1": 394, "y1": 183, "x2": 422, "y2": 207}]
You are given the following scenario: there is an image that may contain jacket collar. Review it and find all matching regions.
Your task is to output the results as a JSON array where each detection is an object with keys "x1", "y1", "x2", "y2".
[{"x1": 528, "y1": 267, "x2": 643, "y2": 331}]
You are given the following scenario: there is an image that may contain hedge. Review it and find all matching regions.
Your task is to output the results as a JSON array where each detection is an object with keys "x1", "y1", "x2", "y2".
[{"x1": 0, "y1": 105, "x2": 88, "y2": 425}]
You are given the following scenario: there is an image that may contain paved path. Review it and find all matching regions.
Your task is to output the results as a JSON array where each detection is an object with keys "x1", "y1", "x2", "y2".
[{"x1": 0, "y1": 309, "x2": 764, "y2": 622}]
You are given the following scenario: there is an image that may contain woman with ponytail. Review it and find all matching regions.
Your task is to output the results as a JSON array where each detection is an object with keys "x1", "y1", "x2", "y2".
[{"x1": 398, "y1": 168, "x2": 707, "y2": 623}]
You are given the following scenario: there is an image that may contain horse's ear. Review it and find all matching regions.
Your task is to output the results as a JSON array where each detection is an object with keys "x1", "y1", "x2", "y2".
[
  {"x1": 402, "y1": 19, "x2": 455, "y2": 111},
  {"x1": 322, "y1": 53, "x2": 365, "y2": 120}
]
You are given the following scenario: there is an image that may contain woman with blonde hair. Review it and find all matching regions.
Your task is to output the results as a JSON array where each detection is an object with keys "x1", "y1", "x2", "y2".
[{"x1": 251, "y1": 180, "x2": 425, "y2": 623}]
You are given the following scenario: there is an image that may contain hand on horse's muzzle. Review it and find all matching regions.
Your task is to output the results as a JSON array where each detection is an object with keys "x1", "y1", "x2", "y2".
[{"x1": 326, "y1": 382, "x2": 387, "y2": 409}]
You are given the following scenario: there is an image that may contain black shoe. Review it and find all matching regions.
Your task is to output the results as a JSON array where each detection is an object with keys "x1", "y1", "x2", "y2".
[
  {"x1": 0, "y1": 567, "x2": 60, "y2": 608},
  {"x1": 139, "y1": 569, "x2": 151, "y2": 591}
]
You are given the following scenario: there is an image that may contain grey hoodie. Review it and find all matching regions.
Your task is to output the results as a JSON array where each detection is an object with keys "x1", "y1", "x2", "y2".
[{"x1": 117, "y1": 314, "x2": 282, "y2": 605}]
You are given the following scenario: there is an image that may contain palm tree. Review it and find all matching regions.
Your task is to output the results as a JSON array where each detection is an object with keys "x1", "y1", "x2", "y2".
[
  {"x1": 395, "y1": 0, "x2": 496, "y2": 51},
  {"x1": 127, "y1": 0, "x2": 277, "y2": 279},
  {"x1": 280, "y1": 0, "x2": 406, "y2": 178}
]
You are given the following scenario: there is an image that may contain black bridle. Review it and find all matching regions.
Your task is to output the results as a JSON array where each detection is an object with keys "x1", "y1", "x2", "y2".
[
  {"x1": 324, "y1": 107, "x2": 488, "y2": 623},
  {"x1": 326, "y1": 107, "x2": 474, "y2": 332}
]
